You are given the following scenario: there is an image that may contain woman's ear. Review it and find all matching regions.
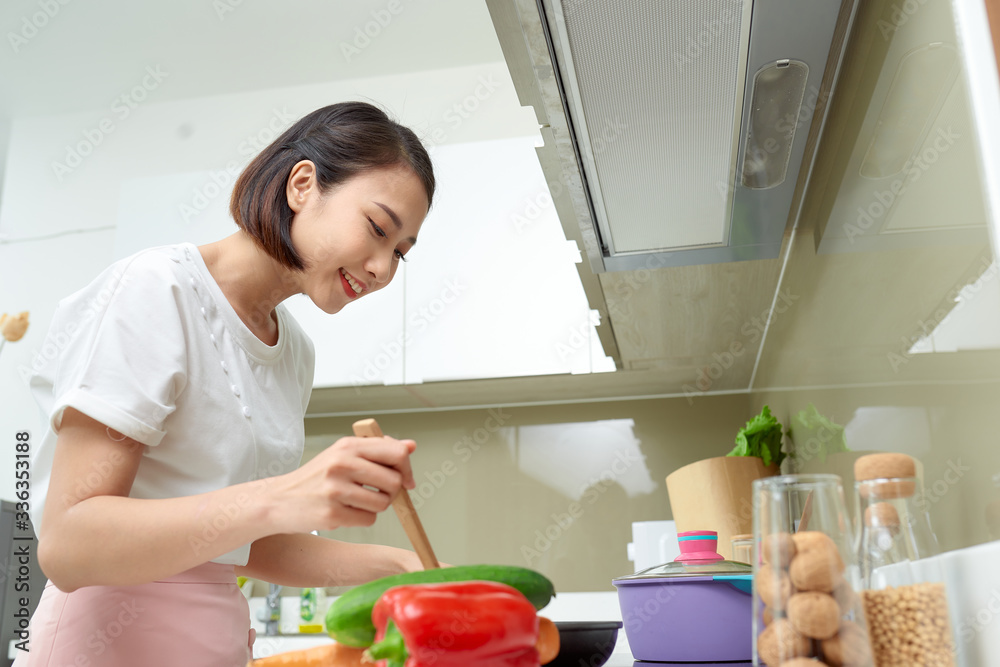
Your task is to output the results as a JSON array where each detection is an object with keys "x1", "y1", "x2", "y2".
[{"x1": 286, "y1": 160, "x2": 317, "y2": 214}]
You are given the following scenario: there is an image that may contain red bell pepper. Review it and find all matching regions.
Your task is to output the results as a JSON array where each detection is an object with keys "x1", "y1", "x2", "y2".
[{"x1": 365, "y1": 581, "x2": 541, "y2": 667}]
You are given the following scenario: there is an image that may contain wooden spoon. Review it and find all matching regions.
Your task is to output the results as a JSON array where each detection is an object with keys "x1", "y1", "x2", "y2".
[
  {"x1": 352, "y1": 418, "x2": 440, "y2": 569},
  {"x1": 797, "y1": 490, "x2": 814, "y2": 532}
]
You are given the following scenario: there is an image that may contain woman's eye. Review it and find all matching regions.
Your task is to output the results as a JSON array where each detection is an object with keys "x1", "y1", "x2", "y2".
[
  {"x1": 369, "y1": 218, "x2": 387, "y2": 238},
  {"x1": 395, "y1": 250, "x2": 408, "y2": 263}
]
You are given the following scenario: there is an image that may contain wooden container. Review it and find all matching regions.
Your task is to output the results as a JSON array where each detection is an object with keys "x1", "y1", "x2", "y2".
[{"x1": 666, "y1": 456, "x2": 779, "y2": 560}]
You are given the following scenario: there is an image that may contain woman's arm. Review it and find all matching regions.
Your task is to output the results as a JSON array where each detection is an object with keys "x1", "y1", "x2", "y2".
[
  {"x1": 235, "y1": 533, "x2": 423, "y2": 588},
  {"x1": 38, "y1": 408, "x2": 415, "y2": 593}
]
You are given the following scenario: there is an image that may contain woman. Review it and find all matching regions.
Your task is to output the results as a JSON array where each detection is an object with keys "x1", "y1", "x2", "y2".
[{"x1": 17, "y1": 102, "x2": 434, "y2": 666}]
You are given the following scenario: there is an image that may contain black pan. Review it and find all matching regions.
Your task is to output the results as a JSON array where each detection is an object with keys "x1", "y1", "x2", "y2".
[{"x1": 549, "y1": 621, "x2": 623, "y2": 667}]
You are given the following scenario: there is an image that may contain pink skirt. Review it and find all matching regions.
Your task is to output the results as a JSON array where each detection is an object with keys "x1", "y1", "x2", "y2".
[{"x1": 13, "y1": 562, "x2": 254, "y2": 667}]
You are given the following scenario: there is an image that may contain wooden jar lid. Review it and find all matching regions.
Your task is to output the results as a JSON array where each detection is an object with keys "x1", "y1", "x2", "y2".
[
  {"x1": 864, "y1": 502, "x2": 901, "y2": 529},
  {"x1": 854, "y1": 453, "x2": 916, "y2": 480},
  {"x1": 854, "y1": 453, "x2": 916, "y2": 498}
]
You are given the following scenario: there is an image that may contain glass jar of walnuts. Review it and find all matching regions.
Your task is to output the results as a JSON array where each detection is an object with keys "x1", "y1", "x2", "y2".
[{"x1": 752, "y1": 474, "x2": 874, "y2": 666}]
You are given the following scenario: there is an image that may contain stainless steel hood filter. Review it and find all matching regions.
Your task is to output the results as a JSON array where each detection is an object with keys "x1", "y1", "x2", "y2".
[{"x1": 489, "y1": 0, "x2": 859, "y2": 272}]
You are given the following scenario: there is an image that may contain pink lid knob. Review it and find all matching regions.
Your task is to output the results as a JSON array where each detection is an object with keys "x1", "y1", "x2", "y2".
[{"x1": 674, "y1": 530, "x2": 725, "y2": 563}]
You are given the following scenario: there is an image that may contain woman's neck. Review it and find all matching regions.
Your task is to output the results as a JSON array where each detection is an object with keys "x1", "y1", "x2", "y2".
[{"x1": 197, "y1": 232, "x2": 300, "y2": 344}]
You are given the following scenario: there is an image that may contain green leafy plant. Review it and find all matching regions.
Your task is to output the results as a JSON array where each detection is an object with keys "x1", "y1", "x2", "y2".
[
  {"x1": 787, "y1": 404, "x2": 850, "y2": 463},
  {"x1": 727, "y1": 405, "x2": 786, "y2": 467}
]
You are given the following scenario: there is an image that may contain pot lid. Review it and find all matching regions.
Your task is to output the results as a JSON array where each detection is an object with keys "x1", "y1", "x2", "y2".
[
  {"x1": 613, "y1": 529, "x2": 753, "y2": 581},
  {"x1": 614, "y1": 558, "x2": 753, "y2": 581}
]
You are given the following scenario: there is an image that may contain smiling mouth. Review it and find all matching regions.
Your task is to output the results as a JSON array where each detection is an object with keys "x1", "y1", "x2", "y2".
[{"x1": 341, "y1": 268, "x2": 364, "y2": 297}]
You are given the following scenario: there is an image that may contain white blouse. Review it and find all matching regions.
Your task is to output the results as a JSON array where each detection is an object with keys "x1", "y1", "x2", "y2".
[{"x1": 27, "y1": 242, "x2": 315, "y2": 565}]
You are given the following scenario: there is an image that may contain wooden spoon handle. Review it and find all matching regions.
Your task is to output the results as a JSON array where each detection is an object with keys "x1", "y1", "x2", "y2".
[
  {"x1": 352, "y1": 418, "x2": 440, "y2": 570},
  {"x1": 798, "y1": 490, "x2": 814, "y2": 532}
]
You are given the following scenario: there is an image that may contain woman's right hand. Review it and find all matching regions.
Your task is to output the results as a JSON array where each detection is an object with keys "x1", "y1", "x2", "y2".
[{"x1": 267, "y1": 435, "x2": 417, "y2": 533}]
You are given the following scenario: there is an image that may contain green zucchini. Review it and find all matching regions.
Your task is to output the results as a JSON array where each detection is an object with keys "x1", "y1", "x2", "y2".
[{"x1": 325, "y1": 564, "x2": 556, "y2": 647}]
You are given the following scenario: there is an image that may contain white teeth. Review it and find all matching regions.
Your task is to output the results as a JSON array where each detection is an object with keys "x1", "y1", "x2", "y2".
[{"x1": 342, "y1": 269, "x2": 362, "y2": 294}]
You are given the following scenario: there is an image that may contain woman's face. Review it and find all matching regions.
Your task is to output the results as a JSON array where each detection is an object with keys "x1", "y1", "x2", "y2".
[{"x1": 287, "y1": 162, "x2": 429, "y2": 314}]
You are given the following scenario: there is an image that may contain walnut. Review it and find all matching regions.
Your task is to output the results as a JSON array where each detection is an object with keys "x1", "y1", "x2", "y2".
[
  {"x1": 761, "y1": 532, "x2": 797, "y2": 568},
  {"x1": 831, "y1": 578, "x2": 863, "y2": 616},
  {"x1": 789, "y1": 544, "x2": 845, "y2": 593},
  {"x1": 757, "y1": 563, "x2": 794, "y2": 610},
  {"x1": 757, "y1": 618, "x2": 811, "y2": 666},
  {"x1": 863, "y1": 502, "x2": 900, "y2": 532},
  {"x1": 820, "y1": 620, "x2": 872, "y2": 667},
  {"x1": 787, "y1": 592, "x2": 841, "y2": 640},
  {"x1": 0, "y1": 312, "x2": 29, "y2": 342},
  {"x1": 791, "y1": 532, "x2": 842, "y2": 561}
]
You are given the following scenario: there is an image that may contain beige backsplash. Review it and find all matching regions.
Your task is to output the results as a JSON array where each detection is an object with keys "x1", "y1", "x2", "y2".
[
  {"x1": 300, "y1": 379, "x2": 1000, "y2": 593},
  {"x1": 752, "y1": 382, "x2": 1000, "y2": 555},
  {"x1": 303, "y1": 395, "x2": 753, "y2": 593}
]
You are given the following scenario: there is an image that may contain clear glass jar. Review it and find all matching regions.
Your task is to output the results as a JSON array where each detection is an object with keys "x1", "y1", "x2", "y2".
[
  {"x1": 731, "y1": 533, "x2": 754, "y2": 564},
  {"x1": 854, "y1": 453, "x2": 957, "y2": 667},
  {"x1": 752, "y1": 474, "x2": 873, "y2": 667}
]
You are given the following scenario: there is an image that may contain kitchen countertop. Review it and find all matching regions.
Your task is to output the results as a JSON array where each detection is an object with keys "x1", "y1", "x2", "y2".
[
  {"x1": 250, "y1": 590, "x2": 638, "y2": 660},
  {"x1": 247, "y1": 591, "x2": 750, "y2": 665}
]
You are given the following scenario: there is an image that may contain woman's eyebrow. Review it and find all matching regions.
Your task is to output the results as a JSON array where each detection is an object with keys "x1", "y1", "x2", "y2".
[{"x1": 374, "y1": 201, "x2": 417, "y2": 245}]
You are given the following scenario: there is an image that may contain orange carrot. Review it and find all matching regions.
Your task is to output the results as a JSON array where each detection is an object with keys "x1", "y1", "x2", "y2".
[
  {"x1": 536, "y1": 616, "x2": 561, "y2": 665},
  {"x1": 248, "y1": 642, "x2": 367, "y2": 666},
  {"x1": 249, "y1": 618, "x2": 559, "y2": 666}
]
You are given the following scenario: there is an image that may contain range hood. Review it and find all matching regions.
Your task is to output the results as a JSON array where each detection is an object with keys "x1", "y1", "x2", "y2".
[{"x1": 487, "y1": 0, "x2": 859, "y2": 273}]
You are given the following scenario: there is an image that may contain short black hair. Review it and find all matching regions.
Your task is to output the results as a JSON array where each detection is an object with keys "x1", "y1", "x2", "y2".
[{"x1": 229, "y1": 102, "x2": 435, "y2": 270}]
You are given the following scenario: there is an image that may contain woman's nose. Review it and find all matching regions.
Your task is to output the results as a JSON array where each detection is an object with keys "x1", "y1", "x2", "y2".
[{"x1": 367, "y1": 252, "x2": 393, "y2": 286}]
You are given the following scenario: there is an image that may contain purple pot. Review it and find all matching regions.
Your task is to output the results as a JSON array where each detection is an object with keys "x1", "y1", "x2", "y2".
[{"x1": 612, "y1": 530, "x2": 753, "y2": 663}]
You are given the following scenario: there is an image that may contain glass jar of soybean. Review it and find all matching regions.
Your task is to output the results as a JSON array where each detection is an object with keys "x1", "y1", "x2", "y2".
[{"x1": 854, "y1": 453, "x2": 957, "y2": 667}]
